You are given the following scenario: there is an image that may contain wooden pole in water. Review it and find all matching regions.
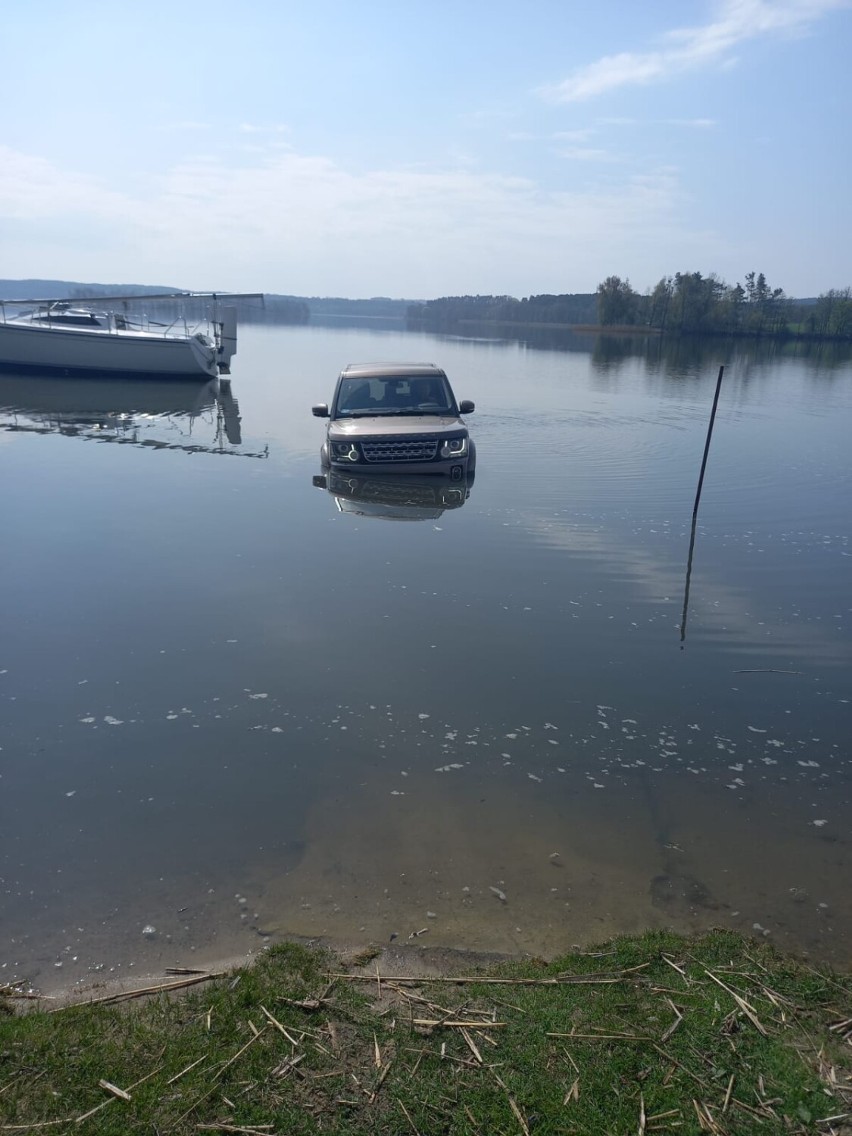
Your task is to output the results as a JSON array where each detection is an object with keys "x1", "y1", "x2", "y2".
[{"x1": 680, "y1": 364, "x2": 725, "y2": 645}]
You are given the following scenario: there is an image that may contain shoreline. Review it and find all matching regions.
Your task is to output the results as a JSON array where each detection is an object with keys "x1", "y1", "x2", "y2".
[
  {"x1": 3, "y1": 928, "x2": 849, "y2": 1135},
  {"x1": 10, "y1": 919, "x2": 850, "y2": 1013},
  {"x1": 8, "y1": 932, "x2": 536, "y2": 1011}
]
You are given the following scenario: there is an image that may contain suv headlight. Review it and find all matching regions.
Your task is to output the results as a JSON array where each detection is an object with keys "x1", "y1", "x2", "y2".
[
  {"x1": 331, "y1": 441, "x2": 361, "y2": 462},
  {"x1": 440, "y1": 435, "x2": 468, "y2": 458}
]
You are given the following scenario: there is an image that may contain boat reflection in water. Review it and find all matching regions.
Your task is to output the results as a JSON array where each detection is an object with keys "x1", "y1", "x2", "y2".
[
  {"x1": 0, "y1": 371, "x2": 260, "y2": 457},
  {"x1": 312, "y1": 469, "x2": 474, "y2": 521}
]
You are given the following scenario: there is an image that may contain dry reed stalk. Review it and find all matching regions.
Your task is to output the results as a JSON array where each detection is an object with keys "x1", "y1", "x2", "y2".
[
  {"x1": 413, "y1": 1019, "x2": 506, "y2": 1029},
  {"x1": 547, "y1": 1031, "x2": 647, "y2": 1041},
  {"x1": 329, "y1": 966, "x2": 646, "y2": 986},
  {"x1": 660, "y1": 998, "x2": 685, "y2": 1042},
  {"x1": 50, "y1": 972, "x2": 225, "y2": 1012},
  {"x1": 702, "y1": 969, "x2": 768, "y2": 1036},
  {"x1": 270, "y1": 1053, "x2": 305, "y2": 1079},
  {"x1": 0, "y1": 1123, "x2": 76, "y2": 1131},
  {"x1": 260, "y1": 1005, "x2": 301, "y2": 1047},
  {"x1": 96, "y1": 1081, "x2": 131, "y2": 1102},
  {"x1": 492, "y1": 1071, "x2": 531, "y2": 1136},
  {"x1": 722, "y1": 1074, "x2": 735, "y2": 1114},
  {"x1": 74, "y1": 1065, "x2": 164, "y2": 1124},
  {"x1": 195, "y1": 1125, "x2": 274, "y2": 1133},
  {"x1": 166, "y1": 1055, "x2": 209, "y2": 1085},
  {"x1": 212, "y1": 1025, "x2": 269, "y2": 1082},
  {"x1": 368, "y1": 1059, "x2": 394, "y2": 1104},
  {"x1": 563, "y1": 1078, "x2": 580, "y2": 1105},
  {"x1": 460, "y1": 1028, "x2": 484, "y2": 1065},
  {"x1": 661, "y1": 956, "x2": 689, "y2": 982},
  {"x1": 651, "y1": 1044, "x2": 709, "y2": 1089},
  {"x1": 397, "y1": 1098, "x2": 421, "y2": 1135}
]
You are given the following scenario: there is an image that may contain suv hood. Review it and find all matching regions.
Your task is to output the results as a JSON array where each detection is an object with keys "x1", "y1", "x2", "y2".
[{"x1": 330, "y1": 414, "x2": 465, "y2": 438}]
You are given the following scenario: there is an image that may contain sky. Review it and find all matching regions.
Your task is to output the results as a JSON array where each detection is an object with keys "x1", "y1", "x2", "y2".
[{"x1": 1, "y1": 0, "x2": 850, "y2": 299}]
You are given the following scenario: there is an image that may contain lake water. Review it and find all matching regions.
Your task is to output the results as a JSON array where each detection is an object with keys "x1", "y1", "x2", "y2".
[{"x1": 2, "y1": 323, "x2": 850, "y2": 994}]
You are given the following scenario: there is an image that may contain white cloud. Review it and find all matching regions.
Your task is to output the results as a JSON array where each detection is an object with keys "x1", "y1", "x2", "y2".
[
  {"x1": 552, "y1": 129, "x2": 596, "y2": 143},
  {"x1": 238, "y1": 123, "x2": 292, "y2": 135},
  {"x1": 0, "y1": 143, "x2": 712, "y2": 295},
  {"x1": 600, "y1": 117, "x2": 718, "y2": 129},
  {"x1": 0, "y1": 147, "x2": 129, "y2": 220},
  {"x1": 541, "y1": 0, "x2": 849, "y2": 102},
  {"x1": 554, "y1": 147, "x2": 618, "y2": 163}
]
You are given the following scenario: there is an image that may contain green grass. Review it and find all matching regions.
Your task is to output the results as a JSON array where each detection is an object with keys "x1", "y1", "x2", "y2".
[{"x1": 1, "y1": 931, "x2": 849, "y2": 1134}]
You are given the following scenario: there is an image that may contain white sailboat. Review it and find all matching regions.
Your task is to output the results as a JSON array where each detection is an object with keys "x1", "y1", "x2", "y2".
[{"x1": 0, "y1": 291, "x2": 263, "y2": 379}]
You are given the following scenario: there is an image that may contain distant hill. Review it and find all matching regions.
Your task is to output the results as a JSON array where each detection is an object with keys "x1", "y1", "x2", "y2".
[
  {"x1": 0, "y1": 280, "x2": 179, "y2": 300},
  {"x1": 0, "y1": 281, "x2": 412, "y2": 321}
]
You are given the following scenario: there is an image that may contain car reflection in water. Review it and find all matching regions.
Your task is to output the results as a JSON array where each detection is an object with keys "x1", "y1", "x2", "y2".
[{"x1": 313, "y1": 469, "x2": 474, "y2": 521}]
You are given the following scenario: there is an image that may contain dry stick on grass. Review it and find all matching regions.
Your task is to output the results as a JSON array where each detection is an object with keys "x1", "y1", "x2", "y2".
[
  {"x1": 50, "y1": 972, "x2": 226, "y2": 1012},
  {"x1": 413, "y1": 1019, "x2": 507, "y2": 1029},
  {"x1": 660, "y1": 998, "x2": 685, "y2": 1043},
  {"x1": 260, "y1": 1005, "x2": 301, "y2": 1048},
  {"x1": 547, "y1": 1031, "x2": 648, "y2": 1042},
  {"x1": 330, "y1": 965, "x2": 648, "y2": 986},
  {"x1": 693, "y1": 1098, "x2": 726, "y2": 1136},
  {"x1": 460, "y1": 1028, "x2": 484, "y2": 1065},
  {"x1": 492, "y1": 1071, "x2": 531, "y2": 1136},
  {"x1": 0, "y1": 1072, "x2": 45, "y2": 1099},
  {"x1": 650, "y1": 1044, "x2": 710, "y2": 1090},
  {"x1": 702, "y1": 969, "x2": 768, "y2": 1037},
  {"x1": 213, "y1": 1026, "x2": 270, "y2": 1081},
  {"x1": 196, "y1": 1126, "x2": 275, "y2": 1134},
  {"x1": 74, "y1": 1065, "x2": 164, "y2": 1124},
  {"x1": 270, "y1": 1053, "x2": 305, "y2": 1079},
  {"x1": 661, "y1": 955, "x2": 690, "y2": 984},
  {"x1": 368, "y1": 1059, "x2": 394, "y2": 1104},
  {"x1": 563, "y1": 1078, "x2": 580, "y2": 1105},
  {"x1": 722, "y1": 1074, "x2": 735, "y2": 1114},
  {"x1": 97, "y1": 1081, "x2": 131, "y2": 1103},
  {"x1": 647, "y1": 1108, "x2": 681, "y2": 1123},
  {"x1": 397, "y1": 1098, "x2": 421, "y2": 1135},
  {"x1": 0, "y1": 1122, "x2": 77, "y2": 1132},
  {"x1": 166, "y1": 1055, "x2": 209, "y2": 1086},
  {"x1": 385, "y1": 983, "x2": 459, "y2": 1022},
  {"x1": 174, "y1": 1026, "x2": 271, "y2": 1127}
]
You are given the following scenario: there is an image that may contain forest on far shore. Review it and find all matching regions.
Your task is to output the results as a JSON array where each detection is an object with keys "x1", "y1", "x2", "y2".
[{"x1": 407, "y1": 272, "x2": 852, "y2": 340}]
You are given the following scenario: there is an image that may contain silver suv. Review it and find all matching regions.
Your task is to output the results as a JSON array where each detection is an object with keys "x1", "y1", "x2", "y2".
[{"x1": 312, "y1": 362, "x2": 475, "y2": 479}]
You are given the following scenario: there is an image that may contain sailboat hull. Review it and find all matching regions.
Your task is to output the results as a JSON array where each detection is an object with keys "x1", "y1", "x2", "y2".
[{"x1": 0, "y1": 320, "x2": 219, "y2": 379}]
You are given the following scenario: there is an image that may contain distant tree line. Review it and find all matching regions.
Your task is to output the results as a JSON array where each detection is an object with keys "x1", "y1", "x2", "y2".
[
  {"x1": 596, "y1": 272, "x2": 852, "y2": 340},
  {"x1": 407, "y1": 293, "x2": 597, "y2": 329}
]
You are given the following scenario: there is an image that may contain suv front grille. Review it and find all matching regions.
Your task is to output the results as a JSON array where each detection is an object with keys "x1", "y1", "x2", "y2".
[{"x1": 361, "y1": 436, "x2": 438, "y2": 463}]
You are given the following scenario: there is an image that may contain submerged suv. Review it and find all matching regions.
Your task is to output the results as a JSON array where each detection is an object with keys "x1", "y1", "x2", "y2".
[{"x1": 312, "y1": 362, "x2": 475, "y2": 479}]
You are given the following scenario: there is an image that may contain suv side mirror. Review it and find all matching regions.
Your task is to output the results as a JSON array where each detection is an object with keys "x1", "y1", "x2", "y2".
[
  {"x1": 312, "y1": 403, "x2": 329, "y2": 418},
  {"x1": 459, "y1": 399, "x2": 475, "y2": 414}
]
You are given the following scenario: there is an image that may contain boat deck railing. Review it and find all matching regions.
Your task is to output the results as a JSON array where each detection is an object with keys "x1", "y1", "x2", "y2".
[{"x1": 0, "y1": 301, "x2": 215, "y2": 342}]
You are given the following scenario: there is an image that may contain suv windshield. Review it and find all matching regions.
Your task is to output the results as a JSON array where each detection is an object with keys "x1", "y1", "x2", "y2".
[{"x1": 336, "y1": 375, "x2": 455, "y2": 417}]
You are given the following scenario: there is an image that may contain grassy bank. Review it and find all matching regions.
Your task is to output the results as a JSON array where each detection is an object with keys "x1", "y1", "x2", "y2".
[{"x1": 1, "y1": 930, "x2": 849, "y2": 1134}]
